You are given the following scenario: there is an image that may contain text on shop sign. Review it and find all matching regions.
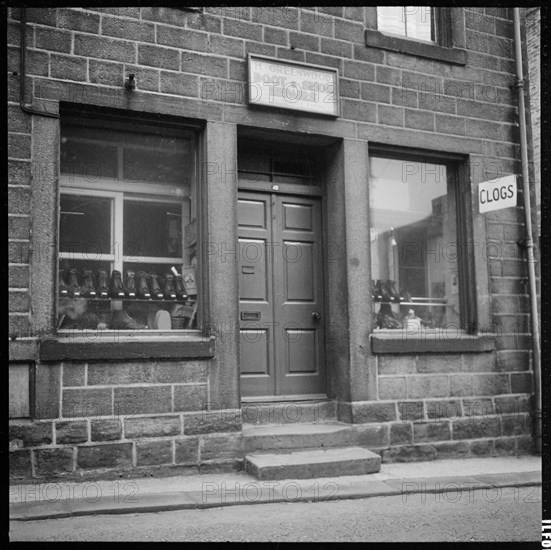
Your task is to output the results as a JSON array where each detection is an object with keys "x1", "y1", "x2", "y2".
[
  {"x1": 478, "y1": 174, "x2": 517, "y2": 213},
  {"x1": 248, "y1": 55, "x2": 340, "y2": 116}
]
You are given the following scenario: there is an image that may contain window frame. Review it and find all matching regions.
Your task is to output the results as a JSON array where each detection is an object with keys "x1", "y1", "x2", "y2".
[
  {"x1": 367, "y1": 145, "x2": 477, "y2": 337},
  {"x1": 57, "y1": 108, "x2": 203, "y2": 336},
  {"x1": 365, "y1": 7, "x2": 466, "y2": 65}
]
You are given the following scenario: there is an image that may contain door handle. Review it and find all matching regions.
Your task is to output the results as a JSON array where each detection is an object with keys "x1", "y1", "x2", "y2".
[{"x1": 312, "y1": 311, "x2": 321, "y2": 321}]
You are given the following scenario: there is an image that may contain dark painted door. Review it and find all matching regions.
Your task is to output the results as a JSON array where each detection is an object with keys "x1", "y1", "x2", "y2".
[{"x1": 238, "y1": 191, "x2": 326, "y2": 397}]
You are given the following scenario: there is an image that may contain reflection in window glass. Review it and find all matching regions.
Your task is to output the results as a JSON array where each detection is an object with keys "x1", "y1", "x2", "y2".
[
  {"x1": 369, "y1": 156, "x2": 460, "y2": 331},
  {"x1": 60, "y1": 195, "x2": 112, "y2": 254},
  {"x1": 123, "y1": 201, "x2": 184, "y2": 258}
]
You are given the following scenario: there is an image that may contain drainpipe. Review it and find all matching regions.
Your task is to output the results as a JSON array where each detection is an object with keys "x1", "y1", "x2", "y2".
[
  {"x1": 19, "y1": 8, "x2": 59, "y2": 119},
  {"x1": 513, "y1": 8, "x2": 541, "y2": 455}
]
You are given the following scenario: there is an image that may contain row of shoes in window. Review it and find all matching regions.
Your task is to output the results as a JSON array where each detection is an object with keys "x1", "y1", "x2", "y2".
[
  {"x1": 371, "y1": 279, "x2": 412, "y2": 303},
  {"x1": 59, "y1": 268, "x2": 191, "y2": 300}
]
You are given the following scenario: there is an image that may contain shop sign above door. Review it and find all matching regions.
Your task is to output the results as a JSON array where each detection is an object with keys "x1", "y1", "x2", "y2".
[
  {"x1": 248, "y1": 55, "x2": 340, "y2": 117},
  {"x1": 478, "y1": 174, "x2": 517, "y2": 213}
]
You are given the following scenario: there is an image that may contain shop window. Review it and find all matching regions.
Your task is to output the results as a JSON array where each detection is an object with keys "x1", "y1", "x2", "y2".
[
  {"x1": 369, "y1": 153, "x2": 462, "y2": 332},
  {"x1": 377, "y1": 6, "x2": 436, "y2": 42},
  {"x1": 57, "y1": 114, "x2": 200, "y2": 333}
]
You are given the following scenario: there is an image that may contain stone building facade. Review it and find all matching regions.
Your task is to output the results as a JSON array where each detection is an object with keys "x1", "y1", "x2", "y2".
[{"x1": 8, "y1": 7, "x2": 538, "y2": 480}]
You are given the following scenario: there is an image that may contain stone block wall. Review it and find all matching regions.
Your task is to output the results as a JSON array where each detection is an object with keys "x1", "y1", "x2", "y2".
[{"x1": 10, "y1": 360, "x2": 241, "y2": 480}]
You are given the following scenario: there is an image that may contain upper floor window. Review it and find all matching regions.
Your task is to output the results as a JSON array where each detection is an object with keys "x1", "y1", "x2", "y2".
[
  {"x1": 57, "y1": 112, "x2": 200, "y2": 333},
  {"x1": 377, "y1": 6, "x2": 436, "y2": 43}
]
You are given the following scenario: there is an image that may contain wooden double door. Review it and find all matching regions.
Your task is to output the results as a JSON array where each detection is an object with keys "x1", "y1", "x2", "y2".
[{"x1": 238, "y1": 191, "x2": 326, "y2": 398}]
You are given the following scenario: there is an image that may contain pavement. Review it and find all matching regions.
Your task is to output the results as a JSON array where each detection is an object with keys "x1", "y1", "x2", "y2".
[{"x1": 10, "y1": 455, "x2": 541, "y2": 521}]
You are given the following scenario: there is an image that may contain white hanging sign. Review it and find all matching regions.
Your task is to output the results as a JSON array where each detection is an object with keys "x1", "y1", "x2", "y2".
[{"x1": 479, "y1": 174, "x2": 517, "y2": 213}]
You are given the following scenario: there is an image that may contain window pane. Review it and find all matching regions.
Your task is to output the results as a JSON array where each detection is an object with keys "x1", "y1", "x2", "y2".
[
  {"x1": 377, "y1": 7, "x2": 406, "y2": 36},
  {"x1": 122, "y1": 134, "x2": 193, "y2": 186},
  {"x1": 406, "y1": 6, "x2": 433, "y2": 41},
  {"x1": 60, "y1": 195, "x2": 112, "y2": 255},
  {"x1": 123, "y1": 201, "x2": 185, "y2": 258},
  {"x1": 60, "y1": 136, "x2": 118, "y2": 180},
  {"x1": 369, "y1": 156, "x2": 460, "y2": 330}
]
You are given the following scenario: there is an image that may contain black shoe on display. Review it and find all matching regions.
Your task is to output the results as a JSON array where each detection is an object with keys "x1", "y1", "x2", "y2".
[
  {"x1": 124, "y1": 270, "x2": 137, "y2": 299},
  {"x1": 387, "y1": 280, "x2": 401, "y2": 303},
  {"x1": 371, "y1": 280, "x2": 378, "y2": 302},
  {"x1": 81, "y1": 269, "x2": 97, "y2": 298},
  {"x1": 110, "y1": 270, "x2": 126, "y2": 299},
  {"x1": 66, "y1": 268, "x2": 82, "y2": 297},
  {"x1": 174, "y1": 275, "x2": 188, "y2": 301},
  {"x1": 59, "y1": 269, "x2": 69, "y2": 298},
  {"x1": 375, "y1": 280, "x2": 391, "y2": 302},
  {"x1": 163, "y1": 274, "x2": 178, "y2": 300},
  {"x1": 96, "y1": 269, "x2": 110, "y2": 299},
  {"x1": 148, "y1": 273, "x2": 165, "y2": 300},
  {"x1": 136, "y1": 271, "x2": 151, "y2": 299}
]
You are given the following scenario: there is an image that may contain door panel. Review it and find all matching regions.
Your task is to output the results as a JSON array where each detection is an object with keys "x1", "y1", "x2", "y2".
[{"x1": 238, "y1": 191, "x2": 326, "y2": 397}]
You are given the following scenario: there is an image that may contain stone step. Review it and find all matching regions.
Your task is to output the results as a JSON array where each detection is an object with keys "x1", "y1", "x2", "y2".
[
  {"x1": 242, "y1": 422, "x2": 387, "y2": 453},
  {"x1": 245, "y1": 447, "x2": 381, "y2": 480},
  {"x1": 240, "y1": 400, "x2": 337, "y2": 425}
]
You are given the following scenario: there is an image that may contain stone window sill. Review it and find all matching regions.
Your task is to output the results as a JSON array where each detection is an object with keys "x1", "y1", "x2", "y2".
[
  {"x1": 364, "y1": 29, "x2": 467, "y2": 65},
  {"x1": 38, "y1": 333, "x2": 216, "y2": 362},
  {"x1": 371, "y1": 331, "x2": 495, "y2": 354}
]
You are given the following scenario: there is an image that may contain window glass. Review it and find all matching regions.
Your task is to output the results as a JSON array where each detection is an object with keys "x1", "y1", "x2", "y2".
[
  {"x1": 369, "y1": 156, "x2": 460, "y2": 331},
  {"x1": 58, "y1": 118, "x2": 198, "y2": 332},
  {"x1": 377, "y1": 6, "x2": 434, "y2": 42}
]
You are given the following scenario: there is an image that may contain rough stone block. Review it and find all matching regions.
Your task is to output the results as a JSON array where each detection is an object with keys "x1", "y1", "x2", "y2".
[
  {"x1": 378, "y1": 355, "x2": 416, "y2": 375},
  {"x1": 138, "y1": 44, "x2": 180, "y2": 71},
  {"x1": 398, "y1": 401, "x2": 424, "y2": 422},
  {"x1": 201, "y1": 433, "x2": 243, "y2": 460},
  {"x1": 510, "y1": 373, "x2": 533, "y2": 394},
  {"x1": 91, "y1": 420, "x2": 123, "y2": 442},
  {"x1": 378, "y1": 377, "x2": 407, "y2": 400},
  {"x1": 472, "y1": 374, "x2": 510, "y2": 395},
  {"x1": 462, "y1": 398, "x2": 494, "y2": 417},
  {"x1": 493, "y1": 437, "x2": 516, "y2": 455},
  {"x1": 124, "y1": 416, "x2": 181, "y2": 438},
  {"x1": 494, "y1": 394, "x2": 531, "y2": 415},
  {"x1": 407, "y1": 376, "x2": 449, "y2": 399},
  {"x1": 425, "y1": 400, "x2": 462, "y2": 421},
  {"x1": 352, "y1": 402, "x2": 397, "y2": 423},
  {"x1": 87, "y1": 361, "x2": 207, "y2": 385},
  {"x1": 56, "y1": 421, "x2": 88, "y2": 444},
  {"x1": 417, "y1": 355, "x2": 462, "y2": 374},
  {"x1": 10, "y1": 422, "x2": 53, "y2": 447},
  {"x1": 175, "y1": 437, "x2": 200, "y2": 464},
  {"x1": 413, "y1": 421, "x2": 451, "y2": 443},
  {"x1": 390, "y1": 422, "x2": 413, "y2": 445},
  {"x1": 353, "y1": 424, "x2": 388, "y2": 447},
  {"x1": 62, "y1": 362, "x2": 86, "y2": 387},
  {"x1": 160, "y1": 72, "x2": 198, "y2": 97},
  {"x1": 450, "y1": 374, "x2": 473, "y2": 396},
  {"x1": 35, "y1": 27, "x2": 72, "y2": 53},
  {"x1": 452, "y1": 417, "x2": 501, "y2": 440},
  {"x1": 183, "y1": 411, "x2": 241, "y2": 435},
  {"x1": 470, "y1": 439, "x2": 493, "y2": 456},
  {"x1": 9, "y1": 450, "x2": 32, "y2": 478},
  {"x1": 62, "y1": 388, "x2": 112, "y2": 419},
  {"x1": 136, "y1": 440, "x2": 173, "y2": 466},
  {"x1": 462, "y1": 353, "x2": 496, "y2": 372},
  {"x1": 35, "y1": 448, "x2": 74, "y2": 475},
  {"x1": 57, "y1": 8, "x2": 101, "y2": 33},
  {"x1": 382, "y1": 444, "x2": 437, "y2": 463},
  {"x1": 173, "y1": 385, "x2": 209, "y2": 412},
  {"x1": 8, "y1": 188, "x2": 31, "y2": 215},
  {"x1": 114, "y1": 386, "x2": 171, "y2": 416},
  {"x1": 73, "y1": 34, "x2": 135, "y2": 63},
  {"x1": 434, "y1": 441, "x2": 470, "y2": 458},
  {"x1": 501, "y1": 413, "x2": 531, "y2": 436},
  {"x1": 77, "y1": 443, "x2": 133, "y2": 469}
]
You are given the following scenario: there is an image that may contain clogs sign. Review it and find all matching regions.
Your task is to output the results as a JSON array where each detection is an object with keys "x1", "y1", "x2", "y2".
[
  {"x1": 248, "y1": 55, "x2": 340, "y2": 116},
  {"x1": 478, "y1": 174, "x2": 518, "y2": 213}
]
